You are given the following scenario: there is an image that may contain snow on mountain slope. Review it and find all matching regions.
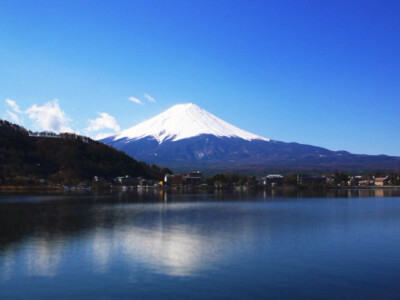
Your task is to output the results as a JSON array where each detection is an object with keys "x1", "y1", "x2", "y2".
[{"x1": 112, "y1": 103, "x2": 270, "y2": 143}]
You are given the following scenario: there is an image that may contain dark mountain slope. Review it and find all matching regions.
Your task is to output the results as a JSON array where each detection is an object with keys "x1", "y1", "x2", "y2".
[
  {"x1": 0, "y1": 120, "x2": 170, "y2": 183},
  {"x1": 102, "y1": 134, "x2": 400, "y2": 174}
]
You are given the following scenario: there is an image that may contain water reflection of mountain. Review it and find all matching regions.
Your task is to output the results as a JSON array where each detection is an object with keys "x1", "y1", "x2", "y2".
[
  {"x1": 1, "y1": 189, "x2": 400, "y2": 279},
  {"x1": 0, "y1": 194, "x2": 263, "y2": 278},
  {"x1": 1, "y1": 189, "x2": 399, "y2": 249}
]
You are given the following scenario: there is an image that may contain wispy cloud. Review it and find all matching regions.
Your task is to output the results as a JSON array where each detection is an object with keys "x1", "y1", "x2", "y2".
[
  {"x1": 5, "y1": 99, "x2": 22, "y2": 113},
  {"x1": 5, "y1": 98, "x2": 24, "y2": 124},
  {"x1": 128, "y1": 97, "x2": 142, "y2": 105},
  {"x1": 25, "y1": 99, "x2": 73, "y2": 133},
  {"x1": 6, "y1": 110, "x2": 20, "y2": 123},
  {"x1": 144, "y1": 94, "x2": 156, "y2": 103}
]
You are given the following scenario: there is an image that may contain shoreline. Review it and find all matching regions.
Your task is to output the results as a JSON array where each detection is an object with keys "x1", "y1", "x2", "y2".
[{"x1": 0, "y1": 184, "x2": 399, "y2": 193}]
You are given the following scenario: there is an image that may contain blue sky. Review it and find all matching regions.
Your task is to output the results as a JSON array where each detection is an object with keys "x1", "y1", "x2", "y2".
[{"x1": 1, "y1": 0, "x2": 399, "y2": 155}]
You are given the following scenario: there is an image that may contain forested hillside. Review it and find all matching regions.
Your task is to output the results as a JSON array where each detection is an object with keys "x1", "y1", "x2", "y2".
[{"x1": 0, "y1": 120, "x2": 171, "y2": 184}]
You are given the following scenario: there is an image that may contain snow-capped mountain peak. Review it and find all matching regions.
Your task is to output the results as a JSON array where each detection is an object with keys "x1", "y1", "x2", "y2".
[{"x1": 112, "y1": 103, "x2": 270, "y2": 143}]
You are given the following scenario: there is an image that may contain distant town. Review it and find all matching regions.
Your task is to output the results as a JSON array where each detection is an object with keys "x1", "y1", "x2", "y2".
[{"x1": 1, "y1": 170, "x2": 399, "y2": 192}]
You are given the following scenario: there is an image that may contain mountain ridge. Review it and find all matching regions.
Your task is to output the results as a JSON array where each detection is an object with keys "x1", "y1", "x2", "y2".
[{"x1": 101, "y1": 104, "x2": 400, "y2": 174}]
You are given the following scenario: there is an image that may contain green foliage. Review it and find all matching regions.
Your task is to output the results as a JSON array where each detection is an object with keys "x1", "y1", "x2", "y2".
[
  {"x1": 284, "y1": 173, "x2": 298, "y2": 186},
  {"x1": 207, "y1": 173, "x2": 256, "y2": 186},
  {"x1": 389, "y1": 173, "x2": 400, "y2": 185},
  {"x1": 334, "y1": 172, "x2": 348, "y2": 183},
  {"x1": 0, "y1": 120, "x2": 170, "y2": 184}
]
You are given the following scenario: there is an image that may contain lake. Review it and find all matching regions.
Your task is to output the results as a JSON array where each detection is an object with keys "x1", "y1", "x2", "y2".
[{"x1": 1, "y1": 189, "x2": 400, "y2": 299}]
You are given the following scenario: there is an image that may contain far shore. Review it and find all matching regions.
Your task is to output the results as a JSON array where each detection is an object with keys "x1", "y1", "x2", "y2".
[{"x1": 0, "y1": 184, "x2": 399, "y2": 193}]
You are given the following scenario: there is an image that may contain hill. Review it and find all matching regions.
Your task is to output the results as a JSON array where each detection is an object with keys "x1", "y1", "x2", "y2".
[{"x1": 0, "y1": 120, "x2": 171, "y2": 184}]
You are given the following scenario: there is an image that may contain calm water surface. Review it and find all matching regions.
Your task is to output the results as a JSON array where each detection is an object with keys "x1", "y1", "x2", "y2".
[{"x1": 1, "y1": 189, "x2": 400, "y2": 299}]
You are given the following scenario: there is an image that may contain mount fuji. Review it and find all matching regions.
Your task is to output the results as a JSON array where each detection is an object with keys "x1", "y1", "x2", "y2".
[{"x1": 101, "y1": 103, "x2": 400, "y2": 174}]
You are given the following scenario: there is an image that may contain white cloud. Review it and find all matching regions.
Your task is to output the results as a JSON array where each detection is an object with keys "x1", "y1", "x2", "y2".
[
  {"x1": 6, "y1": 110, "x2": 20, "y2": 123},
  {"x1": 4, "y1": 98, "x2": 23, "y2": 124},
  {"x1": 93, "y1": 132, "x2": 115, "y2": 140},
  {"x1": 25, "y1": 99, "x2": 73, "y2": 133},
  {"x1": 86, "y1": 112, "x2": 120, "y2": 132},
  {"x1": 128, "y1": 96, "x2": 142, "y2": 104},
  {"x1": 86, "y1": 112, "x2": 120, "y2": 140},
  {"x1": 5, "y1": 99, "x2": 22, "y2": 113},
  {"x1": 144, "y1": 94, "x2": 156, "y2": 103}
]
